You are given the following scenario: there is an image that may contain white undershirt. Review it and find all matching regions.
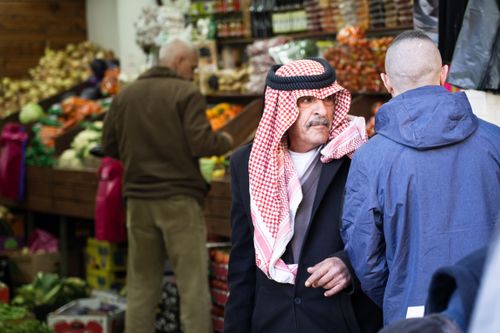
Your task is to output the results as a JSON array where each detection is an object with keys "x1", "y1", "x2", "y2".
[{"x1": 289, "y1": 146, "x2": 322, "y2": 180}]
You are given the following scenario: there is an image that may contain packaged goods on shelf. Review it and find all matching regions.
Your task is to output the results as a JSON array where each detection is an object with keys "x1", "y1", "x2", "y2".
[
  {"x1": 200, "y1": 68, "x2": 250, "y2": 94},
  {"x1": 246, "y1": 37, "x2": 288, "y2": 93},
  {"x1": 134, "y1": 4, "x2": 188, "y2": 50},
  {"x1": 323, "y1": 26, "x2": 393, "y2": 93},
  {"x1": 269, "y1": 39, "x2": 320, "y2": 64}
]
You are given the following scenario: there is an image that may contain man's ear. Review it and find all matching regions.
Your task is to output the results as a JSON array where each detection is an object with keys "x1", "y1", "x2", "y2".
[
  {"x1": 440, "y1": 65, "x2": 449, "y2": 86},
  {"x1": 380, "y1": 73, "x2": 394, "y2": 95},
  {"x1": 172, "y1": 55, "x2": 183, "y2": 73}
]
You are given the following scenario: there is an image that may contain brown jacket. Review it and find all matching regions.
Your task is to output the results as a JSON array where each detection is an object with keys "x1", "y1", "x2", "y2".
[{"x1": 102, "y1": 66, "x2": 232, "y2": 204}]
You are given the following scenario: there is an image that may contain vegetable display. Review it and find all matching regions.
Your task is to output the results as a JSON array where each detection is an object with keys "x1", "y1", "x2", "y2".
[
  {"x1": 12, "y1": 272, "x2": 90, "y2": 312},
  {"x1": 0, "y1": 303, "x2": 54, "y2": 333}
]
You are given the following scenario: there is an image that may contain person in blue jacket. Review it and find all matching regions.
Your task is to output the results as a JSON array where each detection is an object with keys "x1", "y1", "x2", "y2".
[{"x1": 340, "y1": 30, "x2": 500, "y2": 325}]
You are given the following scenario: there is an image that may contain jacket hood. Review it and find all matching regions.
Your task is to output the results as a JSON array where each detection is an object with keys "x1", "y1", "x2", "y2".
[
  {"x1": 138, "y1": 66, "x2": 180, "y2": 80},
  {"x1": 375, "y1": 86, "x2": 479, "y2": 150}
]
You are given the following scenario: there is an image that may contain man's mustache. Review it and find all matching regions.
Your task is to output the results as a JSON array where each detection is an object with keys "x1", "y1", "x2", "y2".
[{"x1": 306, "y1": 117, "x2": 330, "y2": 128}]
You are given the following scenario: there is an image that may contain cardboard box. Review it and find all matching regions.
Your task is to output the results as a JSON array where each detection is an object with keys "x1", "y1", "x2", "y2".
[
  {"x1": 86, "y1": 238, "x2": 126, "y2": 272},
  {"x1": 8, "y1": 251, "x2": 60, "y2": 285},
  {"x1": 86, "y1": 268, "x2": 126, "y2": 291},
  {"x1": 47, "y1": 298, "x2": 125, "y2": 333}
]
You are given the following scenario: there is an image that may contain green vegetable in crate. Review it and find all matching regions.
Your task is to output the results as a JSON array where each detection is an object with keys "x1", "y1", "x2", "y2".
[
  {"x1": 0, "y1": 320, "x2": 54, "y2": 333},
  {"x1": 0, "y1": 302, "x2": 29, "y2": 321},
  {"x1": 0, "y1": 303, "x2": 53, "y2": 333},
  {"x1": 19, "y1": 102, "x2": 45, "y2": 124},
  {"x1": 47, "y1": 104, "x2": 63, "y2": 116},
  {"x1": 12, "y1": 272, "x2": 90, "y2": 310},
  {"x1": 39, "y1": 115, "x2": 62, "y2": 127}
]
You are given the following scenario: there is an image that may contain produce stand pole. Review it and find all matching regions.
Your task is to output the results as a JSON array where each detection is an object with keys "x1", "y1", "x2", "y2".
[{"x1": 59, "y1": 216, "x2": 68, "y2": 277}]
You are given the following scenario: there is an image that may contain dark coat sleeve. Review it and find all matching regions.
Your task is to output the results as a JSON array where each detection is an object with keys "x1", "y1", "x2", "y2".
[
  {"x1": 223, "y1": 147, "x2": 255, "y2": 333},
  {"x1": 425, "y1": 247, "x2": 488, "y2": 330},
  {"x1": 181, "y1": 88, "x2": 232, "y2": 157}
]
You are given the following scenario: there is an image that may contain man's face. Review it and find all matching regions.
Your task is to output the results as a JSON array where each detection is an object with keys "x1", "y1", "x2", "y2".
[
  {"x1": 287, "y1": 95, "x2": 335, "y2": 153},
  {"x1": 176, "y1": 51, "x2": 198, "y2": 81}
]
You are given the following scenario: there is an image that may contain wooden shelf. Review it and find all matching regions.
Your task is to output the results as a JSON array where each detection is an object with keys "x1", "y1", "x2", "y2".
[{"x1": 217, "y1": 25, "x2": 413, "y2": 45}]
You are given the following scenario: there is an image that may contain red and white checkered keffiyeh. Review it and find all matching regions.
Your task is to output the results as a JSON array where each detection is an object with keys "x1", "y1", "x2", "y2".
[{"x1": 249, "y1": 59, "x2": 367, "y2": 284}]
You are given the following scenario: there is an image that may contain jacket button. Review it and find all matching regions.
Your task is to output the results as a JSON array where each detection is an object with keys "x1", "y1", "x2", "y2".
[{"x1": 294, "y1": 297, "x2": 302, "y2": 305}]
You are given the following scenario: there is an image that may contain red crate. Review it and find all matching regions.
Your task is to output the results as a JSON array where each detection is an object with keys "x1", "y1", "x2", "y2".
[
  {"x1": 210, "y1": 262, "x2": 228, "y2": 281},
  {"x1": 211, "y1": 288, "x2": 229, "y2": 307}
]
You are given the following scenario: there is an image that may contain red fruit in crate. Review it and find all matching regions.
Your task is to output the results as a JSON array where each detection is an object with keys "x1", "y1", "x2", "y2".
[
  {"x1": 86, "y1": 321, "x2": 104, "y2": 333},
  {"x1": 70, "y1": 320, "x2": 85, "y2": 332},
  {"x1": 53, "y1": 321, "x2": 72, "y2": 333}
]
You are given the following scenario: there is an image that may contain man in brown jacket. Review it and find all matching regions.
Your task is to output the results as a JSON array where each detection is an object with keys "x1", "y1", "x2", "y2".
[{"x1": 102, "y1": 38, "x2": 233, "y2": 333}]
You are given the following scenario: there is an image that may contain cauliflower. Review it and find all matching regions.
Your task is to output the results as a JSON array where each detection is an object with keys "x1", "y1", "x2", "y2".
[{"x1": 58, "y1": 149, "x2": 83, "y2": 169}]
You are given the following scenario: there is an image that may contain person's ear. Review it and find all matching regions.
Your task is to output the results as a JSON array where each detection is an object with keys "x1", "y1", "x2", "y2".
[
  {"x1": 380, "y1": 73, "x2": 394, "y2": 96},
  {"x1": 440, "y1": 64, "x2": 449, "y2": 86},
  {"x1": 173, "y1": 55, "x2": 183, "y2": 73}
]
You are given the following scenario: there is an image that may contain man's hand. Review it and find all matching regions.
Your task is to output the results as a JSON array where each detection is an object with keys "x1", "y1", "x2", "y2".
[{"x1": 304, "y1": 257, "x2": 351, "y2": 297}]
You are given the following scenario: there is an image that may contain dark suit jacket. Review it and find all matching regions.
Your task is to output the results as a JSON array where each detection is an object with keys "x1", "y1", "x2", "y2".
[{"x1": 224, "y1": 144, "x2": 382, "y2": 333}]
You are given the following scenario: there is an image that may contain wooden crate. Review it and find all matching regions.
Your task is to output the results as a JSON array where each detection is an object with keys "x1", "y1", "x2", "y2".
[
  {"x1": 24, "y1": 166, "x2": 234, "y2": 238},
  {"x1": 217, "y1": 98, "x2": 262, "y2": 147},
  {"x1": 25, "y1": 166, "x2": 97, "y2": 219},
  {"x1": 204, "y1": 178, "x2": 232, "y2": 238}
]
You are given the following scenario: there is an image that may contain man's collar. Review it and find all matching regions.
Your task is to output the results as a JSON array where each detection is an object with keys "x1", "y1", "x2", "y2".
[{"x1": 138, "y1": 66, "x2": 181, "y2": 80}]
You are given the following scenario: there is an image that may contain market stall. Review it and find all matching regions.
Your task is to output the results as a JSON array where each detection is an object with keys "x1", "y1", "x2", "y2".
[{"x1": 7, "y1": 0, "x2": 494, "y2": 332}]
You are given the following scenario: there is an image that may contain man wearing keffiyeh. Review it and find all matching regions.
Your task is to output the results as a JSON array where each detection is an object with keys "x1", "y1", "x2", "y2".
[{"x1": 223, "y1": 58, "x2": 382, "y2": 333}]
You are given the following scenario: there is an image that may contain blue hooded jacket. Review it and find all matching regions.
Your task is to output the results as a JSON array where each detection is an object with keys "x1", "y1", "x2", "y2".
[{"x1": 341, "y1": 85, "x2": 500, "y2": 324}]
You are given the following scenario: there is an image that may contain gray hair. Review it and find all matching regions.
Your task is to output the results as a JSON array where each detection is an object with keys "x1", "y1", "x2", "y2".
[{"x1": 158, "y1": 38, "x2": 196, "y2": 68}]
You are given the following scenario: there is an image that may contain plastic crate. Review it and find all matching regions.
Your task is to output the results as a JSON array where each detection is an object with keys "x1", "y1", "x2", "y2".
[
  {"x1": 86, "y1": 238, "x2": 126, "y2": 272},
  {"x1": 210, "y1": 262, "x2": 228, "y2": 281},
  {"x1": 210, "y1": 287, "x2": 229, "y2": 307},
  {"x1": 212, "y1": 305, "x2": 225, "y2": 332}
]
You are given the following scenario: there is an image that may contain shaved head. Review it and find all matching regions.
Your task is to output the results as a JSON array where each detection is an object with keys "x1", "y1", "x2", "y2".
[
  {"x1": 158, "y1": 38, "x2": 198, "y2": 80},
  {"x1": 383, "y1": 31, "x2": 445, "y2": 95}
]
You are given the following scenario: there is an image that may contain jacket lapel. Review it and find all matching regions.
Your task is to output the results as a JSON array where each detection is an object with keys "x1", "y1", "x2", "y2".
[{"x1": 310, "y1": 158, "x2": 345, "y2": 221}]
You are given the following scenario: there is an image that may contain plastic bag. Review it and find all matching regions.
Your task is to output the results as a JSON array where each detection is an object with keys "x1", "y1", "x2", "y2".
[
  {"x1": 94, "y1": 157, "x2": 126, "y2": 243},
  {"x1": 447, "y1": 0, "x2": 500, "y2": 91},
  {"x1": 28, "y1": 228, "x2": 59, "y2": 253},
  {"x1": 0, "y1": 123, "x2": 28, "y2": 201}
]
